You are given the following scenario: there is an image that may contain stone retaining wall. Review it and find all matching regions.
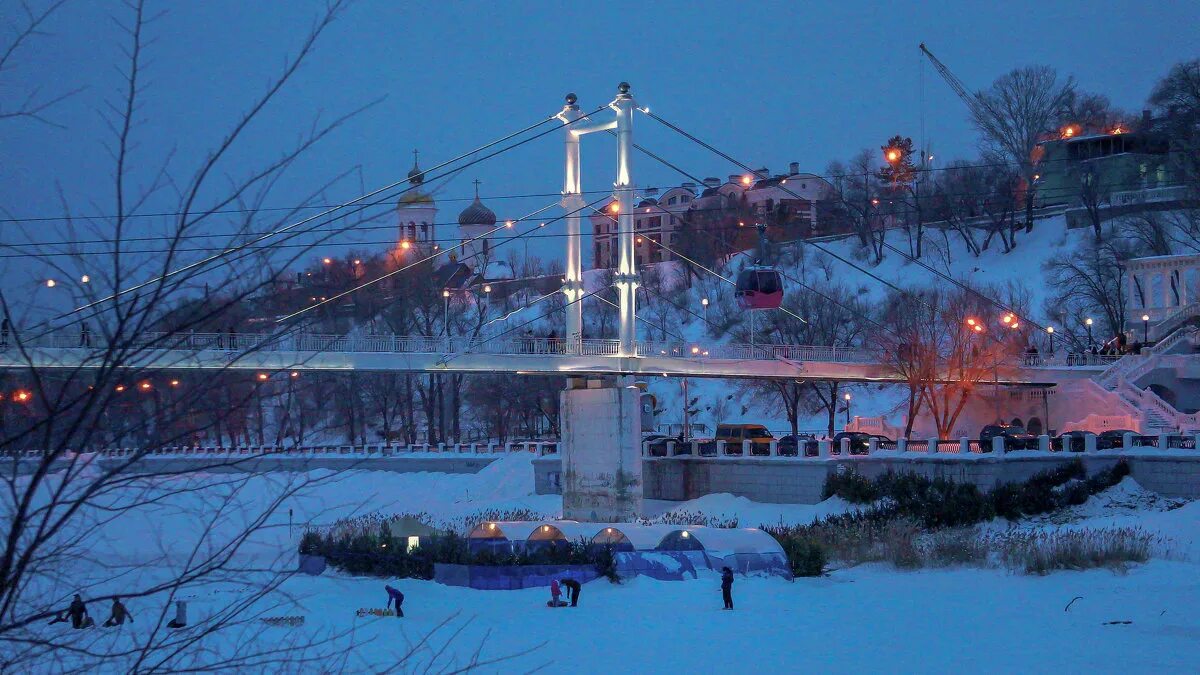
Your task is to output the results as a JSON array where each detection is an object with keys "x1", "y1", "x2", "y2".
[
  {"x1": 534, "y1": 453, "x2": 1200, "y2": 503},
  {"x1": 9, "y1": 454, "x2": 499, "y2": 477}
]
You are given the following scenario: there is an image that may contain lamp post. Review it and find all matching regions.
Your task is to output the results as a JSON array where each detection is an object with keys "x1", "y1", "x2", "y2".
[
  {"x1": 701, "y1": 297, "x2": 709, "y2": 327},
  {"x1": 844, "y1": 392, "x2": 852, "y2": 424},
  {"x1": 443, "y1": 289, "x2": 451, "y2": 338},
  {"x1": 1142, "y1": 314, "x2": 1150, "y2": 344},
  {"x1": 482, "y1": 284, "x2": 492, "y2": 327},
  {"x1": 1045, "y1": 326, "x2": 1054, "y2": 357},
  {"x1": 1085, "y1": 317, "x2": 1094, "y2": 352}
]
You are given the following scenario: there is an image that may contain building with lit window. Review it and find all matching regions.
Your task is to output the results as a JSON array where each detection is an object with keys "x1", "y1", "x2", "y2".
[{"x1": 589, "y1": 162, "x2": 837, "y2": 270}]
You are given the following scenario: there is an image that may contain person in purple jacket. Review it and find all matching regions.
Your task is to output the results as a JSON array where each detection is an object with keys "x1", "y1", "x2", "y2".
[{"x1": 384, "y1": 585, "x2": 404, "y2": 617}]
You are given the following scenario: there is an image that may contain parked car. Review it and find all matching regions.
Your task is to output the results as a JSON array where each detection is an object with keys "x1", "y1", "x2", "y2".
[
  {"x1": 777, "y1": 434, "x2": 815, "y2": 456},
  {"x1": 1097, "y1": 429, "x2": 1136, "y2": 450},
  {"x1": 1055, "y1": 430, "x2": 1094, "y2": 452},
  {"x1": 979, "y1": 424, "x2": 1038, "y2": 450},
  {"x1": 699, "y1": 424, "x2": 775, "y2": 456},
  {"x1": 642, "y1": 434, "x2": 673, "y2": 457},
  {"x1": 832, "y1": 431, "x2": 892, "y2": 455}
]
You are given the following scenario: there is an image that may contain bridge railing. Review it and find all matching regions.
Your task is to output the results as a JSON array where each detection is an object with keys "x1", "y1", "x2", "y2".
[{"x1": 3, "y1": 329, "x2": 1126, "y2": 368}]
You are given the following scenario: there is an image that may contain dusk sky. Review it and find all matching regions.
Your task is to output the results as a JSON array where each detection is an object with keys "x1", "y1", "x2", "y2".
[{"x1": 2, "y1": 0, "x2": 1197, "y2": 285}]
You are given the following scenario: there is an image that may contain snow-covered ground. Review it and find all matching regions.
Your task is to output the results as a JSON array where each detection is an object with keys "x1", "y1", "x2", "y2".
[{"x1": 15, "y1": 456, "x2": 1199, "y2": 672}]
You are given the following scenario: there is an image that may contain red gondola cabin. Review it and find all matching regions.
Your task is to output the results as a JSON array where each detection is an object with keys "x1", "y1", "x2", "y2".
[{"x1": 735, "y1": 267, "x2": 783, "y2": 310}]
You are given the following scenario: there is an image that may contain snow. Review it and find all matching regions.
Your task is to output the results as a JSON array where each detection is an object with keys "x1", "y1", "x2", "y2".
[
  {"x1": 644, "y1": 492, "x2": 860, "y2": 528},
  {"x1": 15, "y1": 461, "x2": 1200, "y2": 672}
]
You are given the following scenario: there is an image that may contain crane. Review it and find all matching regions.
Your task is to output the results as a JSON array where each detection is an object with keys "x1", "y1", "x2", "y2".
[{"x1": 918, "y1": 42, "x2": 1001, "y2": 126}]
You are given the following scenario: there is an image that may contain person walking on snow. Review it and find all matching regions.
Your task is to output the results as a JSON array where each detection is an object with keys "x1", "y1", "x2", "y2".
[
  {"x1": 384, "y1": 585, "x2": 404, "y2": 617},
  {"x1": 720, "y1": 567, "x2": 734, "y2": 610},
  {"x1": 560, "y1": 578, "x2": 581, "y2": 607},
  {"x1": 103, "y1": 597, "x2": 133, "y2": 627}
]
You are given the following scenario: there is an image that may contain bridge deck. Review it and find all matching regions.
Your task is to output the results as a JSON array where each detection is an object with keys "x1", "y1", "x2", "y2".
[{"x1": 0, "y1": 332, "x2": 1107, "y2": 383}]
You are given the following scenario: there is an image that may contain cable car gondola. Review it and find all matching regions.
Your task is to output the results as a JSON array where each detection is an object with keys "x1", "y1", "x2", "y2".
[{"x1": 735, "y1": 267, "x2": 783, "y2": 310}]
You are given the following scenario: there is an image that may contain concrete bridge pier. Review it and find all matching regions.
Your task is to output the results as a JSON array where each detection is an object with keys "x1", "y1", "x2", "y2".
[{"x1": 560, "y1": 376, "x2": 642, "y2": 521}]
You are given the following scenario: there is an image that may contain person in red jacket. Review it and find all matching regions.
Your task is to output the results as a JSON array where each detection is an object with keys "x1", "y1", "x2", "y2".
[{"x1": 548, "y1": 579, "x2": 564, "y2": 607}]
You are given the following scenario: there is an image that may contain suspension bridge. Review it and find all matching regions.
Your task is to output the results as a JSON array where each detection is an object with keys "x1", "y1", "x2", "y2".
[{"x1": 3, "y1": 82, "x2": 1108, "y2": 520}]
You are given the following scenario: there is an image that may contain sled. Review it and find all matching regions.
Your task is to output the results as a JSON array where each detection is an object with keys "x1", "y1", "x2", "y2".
[
  {"x1": 356, "y1": 608, "x2": 394, "y2": 617},
  {"x1": 546, "y1": 600, "x2": 569, "y2": 608}
]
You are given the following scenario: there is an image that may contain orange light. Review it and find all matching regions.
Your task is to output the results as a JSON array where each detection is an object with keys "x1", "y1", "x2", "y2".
[
  {"x1": 973, "y1": 324, "x2": 983, "y2": 333},
  {"x1": 885, "y1": 149, "x2": 901, "y2": 163},
  {"x1": 966, "y1": 318, "x2": 976, "y2": 326},
  {"x1": 609, "y1": 203, "x2": 619, "y2": 214},
  {"x1": 400, "y1": 241, "x2": 412, "y2": 250},
  {"x1": 741, "y1": 175, "x2": 752, "y2": 185},
  {"x1": 691, "y1": 346, "x2": 700, "y2": 354},
  {"x1": 636, "y1": 237, "x2": 643, "y2": 244},
  {"x1": 1111, "y1": 126, "x2": 1124, "y2": 135},
  {"x1": 1033, "y1": 174, "x2": 1040, "y2": 181},
  {"x1": 139, "y1": 381, "x2": 151, "y2": 391},
  {"x1": 290, "y1": 371, "x2": 300, "y2": 378},
  {"x1": 1011, "y1": 323, "x2": 1020, "y2": 329},
  {"x1": 871, "y1": 198, "x2": 880, "y2": 206},
  {"x1": 1002, "y1": 314, "x2": 1013, "y2": 324},
  {"x1": 170, "y1": 379, "x2": 180, "y2": 387},
  {"x1": 257, "y1": 373, "x2": 269, "y2": 381},
  {"x1": 738, "y1": 221, "x2": 745, "y2": 227},
  {"x1": 353, "y1": 259, "x2": 361, "y2": 265},
  {"x1": 323, "y1": 257, "x2": 332, "y2": 264},
  {"x1": 14, "y1": 390, "x2": 31, "y2": 403},
  {"x1": 115, "y1": 385, "x2": 126, "y2": 392},
  {"x1": 505, "y1": 220, "x2": 514, "y2": 228},
  {"x1": 1061, "y1": 126, "x2": 1076, "y2": 139},
  {"x1": 45, "y1": 279, "x2": 56, "y2": 288}
]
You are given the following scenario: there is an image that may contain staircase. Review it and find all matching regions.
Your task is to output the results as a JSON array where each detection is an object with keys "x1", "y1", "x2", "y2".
[{"x1": 1092, "y1": 320, "x2": 1200, "y2": 433}]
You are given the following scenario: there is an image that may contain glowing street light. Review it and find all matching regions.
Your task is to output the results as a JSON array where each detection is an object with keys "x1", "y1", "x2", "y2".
[
  {"x1": 701, "y1": 297, "x2": 709, "y2": 325},
  {"x1": 323, "y1": 257, "x2": 332, "y2": 264},
  {"x1": 844, "y1": 391, "x2": 852, "y2": 423},
  {"x1": 13, "y1": 390, "x2": 31, "y2": 403},
  {"x1": 45, "y1": 279, "x2": 56, "y2": 288},
  {"x1": 1085, "y1": 317, "x2": 1094, "y2": 351},
  {"x1": 741, "y1": 175, "x2": 752, "y2": 186},
  {"x1": 139, "y1": 381, "x2": 152, "y2": 391},
  {"x1": 257, "y1": 373, "x2": 269, "y2": 381},
  {"x1": 290, "y1": 371, "x2": 300, "y2": 379},
  {"x1": 400, "y1": 240, "x2": 412, "y2": 250},
  {"x1": 1046, "y1": 326, "x2": 1055, "y2": 356},
  {"x1": 170, "y1": 379, "x2": 180, "y2": 387},
  {"x1": 1142, "y1": 314, "x2": 1150, "y2": 343},
  {"x1": 80, "y1": 275, "x2": 90, "y2": 283}
]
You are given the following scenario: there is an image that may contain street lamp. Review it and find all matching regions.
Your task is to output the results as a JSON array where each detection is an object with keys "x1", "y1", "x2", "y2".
[
  {"x1": 443, "y1": 289, "x2": 451, "y2": 337},
  {"x1": 80, "y1": 274, "x2": 90, "y2": 284},
  {"x1": 1142, "y1": 314, "x2": 1150, "y2": 343},
  {"x1": 1085, "y1": 317, "x2": 1094, "y2": 352},
  {"x1": 701, "y1": 297, "x2": 709, "y2": 326},
  {"x1": 1045, "y1": 326, "x2": 1055, "y2": 356},
  {"x1": 844, "y1": 392, "x2": 852, "y2": 424}
]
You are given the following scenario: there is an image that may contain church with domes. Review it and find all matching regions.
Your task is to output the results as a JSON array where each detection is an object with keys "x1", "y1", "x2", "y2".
[{"x1": 397, "y1": 151, "x2": 437, "y2": 251}]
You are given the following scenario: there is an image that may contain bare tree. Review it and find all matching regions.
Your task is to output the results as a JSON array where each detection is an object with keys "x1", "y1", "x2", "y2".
[
  {"x1": 0, "y1": 2, "x2": 421, "y2": 669},
  {"x1": 1148, "y1": 59, "x2": 1200, "y2": 188},
  {"x1": 1043, "y1": 231, "x2": 1137, "y2": 349},
  {"x1": 972, "y1": 66, "x2": 1076, "y2": 233},
  {"x1": 877, "y1": 286, "x2": 1025, "y2": 438}
]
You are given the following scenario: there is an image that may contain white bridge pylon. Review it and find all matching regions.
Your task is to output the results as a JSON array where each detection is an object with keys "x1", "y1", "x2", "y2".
[{"x1": 556, "y1": 83, "x2": 638, "y2": 357}]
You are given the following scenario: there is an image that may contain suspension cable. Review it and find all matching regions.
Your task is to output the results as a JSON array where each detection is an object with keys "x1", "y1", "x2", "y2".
[{"x1": 640, "y1": 108, "x2": 1047, "y2": 331}]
